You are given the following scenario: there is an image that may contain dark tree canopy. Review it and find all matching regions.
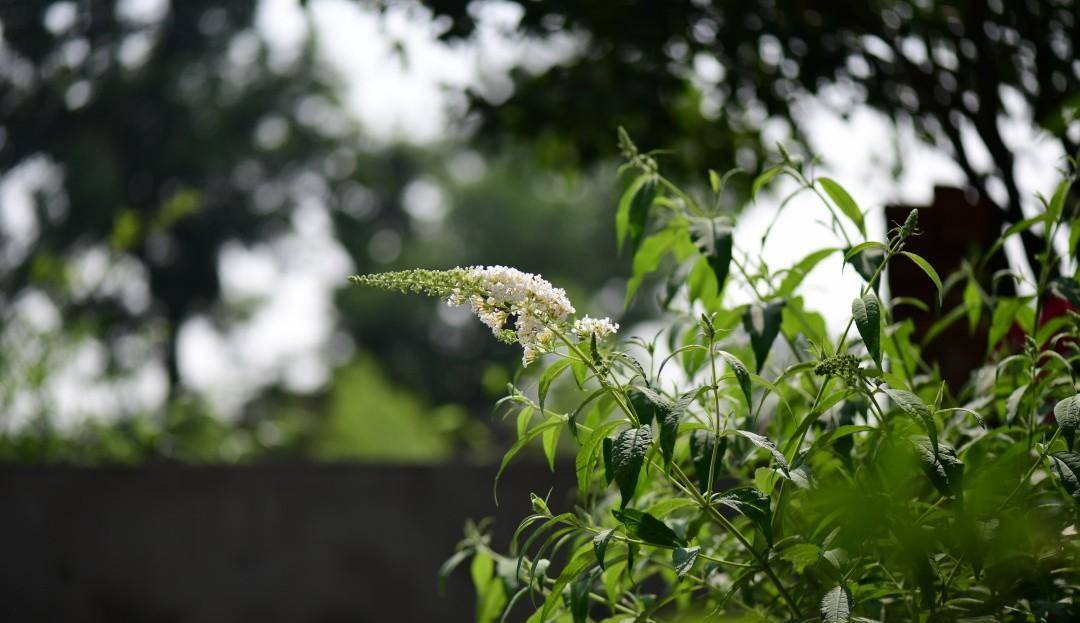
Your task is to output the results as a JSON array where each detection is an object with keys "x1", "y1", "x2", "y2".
[{"x1": 430, "y1": 0, "x2": 1079, "y2": 261}]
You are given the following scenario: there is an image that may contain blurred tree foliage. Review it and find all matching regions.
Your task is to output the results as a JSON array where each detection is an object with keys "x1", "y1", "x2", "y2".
[
  {"x1": 0, "y1": 1, "x2": 626, "y2": 461},
  {"x1": 429, "y1": 0, "x2": 1079, "y2": 268},
  {"x1": 0, "y1": 1, "x2": 338, "y2": 391}
]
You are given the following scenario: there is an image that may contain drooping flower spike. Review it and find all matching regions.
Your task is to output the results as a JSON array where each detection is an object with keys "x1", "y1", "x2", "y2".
[{"x1": 351, "y1": 266, "x2": 618, "y2": 366}]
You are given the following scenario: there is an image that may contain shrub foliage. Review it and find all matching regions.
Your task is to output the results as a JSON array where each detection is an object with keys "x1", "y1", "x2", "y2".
[{"x1": 355, "y1": 133, "x2": 1080, "y2": 622}]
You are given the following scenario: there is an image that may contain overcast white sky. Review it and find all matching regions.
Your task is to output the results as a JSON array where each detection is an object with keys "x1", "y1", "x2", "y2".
[{"x1": 2, "y1": 0, "x2": 1073, "y2": 425}]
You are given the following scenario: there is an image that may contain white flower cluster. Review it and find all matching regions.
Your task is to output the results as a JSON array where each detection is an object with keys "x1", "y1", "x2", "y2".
[
  {"x1": 447, "y1": 266, "x2": 576, "y2": 366},
  {"x1": 572, "y1": 315, "x2": 620, "y2": 341}
]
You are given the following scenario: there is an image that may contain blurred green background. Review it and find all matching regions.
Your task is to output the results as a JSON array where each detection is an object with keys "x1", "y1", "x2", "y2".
[{"x1": 0, "y1": 0, "x2": 1076, "y2": 464}]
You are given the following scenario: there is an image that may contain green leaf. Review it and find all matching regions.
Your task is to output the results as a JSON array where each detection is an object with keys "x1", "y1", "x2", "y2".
[
  {"x1": 539, "y1": 550, "x2": 595, "y2": 621},
  {"x1": 613, "y1": 508, "x2": 686, "y2": 547},
  {"x1": 570, "y1": 573, "x2": 591, "y2": 623},
  {"x1": 1054, "y1": 395, "x2": 1080, "y2": 451},
  {"x1": 625, "y1": 226, "x2": 690, "y2": 306},
  {"x1": 743, "y1": 300, "x2": 785, "y2": 373},
  {"x1": 820, "y1": 585, "x2": 853, "y2": 623},
  {"x1": 672, "y1": 546, "x2": 700, "y2": 577},
  {"x1": 576, "y1": 419, "x2": 623, "y2": 501},
  {"x1": 984, "y1": 214, "x2": 1046, "y2": 263},
  {"x1": 1048, "y1": 276, "x2": 1080, "y2": 307},
  {"x1": 752, "y1": 165, "x2": 782, "y2": 199},
  {"x1": 843, "y1": 241, "x2": 886, "y2": 261},
  {"x1": 913, "y1": 437, "x2": 964, "y2": 498},
  {"x1": 602, "y1": 437, "x2": 614, "y2": 485},
  {"x1": 714, "y1": 486, "x2": 772, "y2": 544},
  {"x1": 593, "y1": 528, "x2": 615, "y2": 570},
  {"x1": 818, "y1": 177, "x2": 866, "y2": 237},
  {"x1": 690, "y1": 429, "x2": 727, "y2": 492},
  {"x1": 779, "y1": 543, "x2": 821, "y2": 573},
  {"x1": 777, "y1": 248, "x2": 838, "y2": 298},
  {"x1": 899, "y1": 251, "x2": 943, "y2": 305},
  {"x1": 539, "y1": 358, "x2": 573, "y2": 414},
  {"x1": 437, "y1": 549, "x2": 472, "y2": 596},
  {"x1": 494, "y1": 419, "x2": 563, "y2": 504},
  {"x1": 615, "y1": 175, "x2": 656, "y2": 254},
  {"x1": 851, "y1": 293, "x2": 881, "y2": 365},
  {"x1": 627, "y1": 386, "x2": 662, "y2": 426},
  {"x1": 689, "y1": 216, "x2": 734, "y2": 294},
  {"x1": 718, "y1": 350, "x2": 752, "y2": 412},
  {"x1": 1047, "y1": 178, "x2": 1071, "y2": 224},
  {"x1": 963, "y1": 279, "x2": 982, "y2": 332},
  {"x1": 1050, "y1": 452, "x2": 1080, "y2": 502},
  {"x1": 657, "y1": 397, "x2": 686, "y2": 467},
  {"x1": 988, "y1": 298, "x2": 1027, "y2": 351},
  {"x1": 612, "y1": 425, "x2": 653, "y2": 507},
  {"x1": 884, "y1": 387, "x2": 937, "y2": 454},
  {"x1": 709, "y1": 169, "x2": 722, "y2": 193},
  {"x1": 542, "y1": 424, "x2": 561, "y2": 471},
  {"x1": 471, "y1": 551, "x2": 507, "y2": 623},
  {"x1": 737, "y1": 430, "x2": 790, "y2": 475}
]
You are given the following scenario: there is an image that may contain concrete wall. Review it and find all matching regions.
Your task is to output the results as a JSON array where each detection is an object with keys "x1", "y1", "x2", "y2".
[{"x1": 0, "y1": 462, "x2": 573, "y2": 622}]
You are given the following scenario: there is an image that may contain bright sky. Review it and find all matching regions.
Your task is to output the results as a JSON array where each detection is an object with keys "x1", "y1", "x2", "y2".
[{"x1": 0, "y1": 0, "x2": 1071, "y2": 425}]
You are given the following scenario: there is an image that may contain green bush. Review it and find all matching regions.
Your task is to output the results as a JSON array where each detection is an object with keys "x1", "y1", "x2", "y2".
[{"x1": 355, "y1": 133, "x2": 1080, "y2": 622}]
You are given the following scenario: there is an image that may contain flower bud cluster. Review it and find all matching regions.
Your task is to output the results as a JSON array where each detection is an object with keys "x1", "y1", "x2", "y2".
[{"x1": 814, "y1": 353, "x2": 862, "y2": 383}]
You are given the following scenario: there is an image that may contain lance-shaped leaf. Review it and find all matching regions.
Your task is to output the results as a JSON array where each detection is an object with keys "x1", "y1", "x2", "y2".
[
  {"x1": 913, "y1": 437, "x2": 964, "y2": 499},
  {"x1": 657, "y1": 398, "x2": 686, "y2": 467},
  {"x1": 818, "y1": 177, "x2": 866, "y2": 237},
  {"x1": 592, "y1": 528, "x2": 615, "y2": 570},
  {"x1": 884, "y1": 387, "x2": 937, "y2": 454},
  {"x1": 900, "y1": 251, "x2": 943, "y2": 306},
  {"x1": 538, "y1": 358, "x2": 573, "y2": 415},
  {"x1": 689, "y1": 216, "x2": 734, "y2": 294},
  {"x1": 820, "y1": 585, "x2": 853, "y2": 623},
  {"x1": 570, "y1": 573, "x2": 591, "y2": 623},
  {"x1": 672, "y1": 546, "x2": 700, "y2": 577},
  {"x1": 714, "y1": 486, "x2": 772, "y2": 544},
  {"x1": 737, "y1": 430, "x2": 790, "y2": 475},
  {"x1": 778, "y1": 248, "x2": 839, "y2": 298},
  {"x1": 751, "y1": 165, "x2": 782, "y2": 199},
  {"x1": 718, "y1": 350, "x2": 752, "y2": 412},
  {"x1": 743, "y1": 300, "x2": 785, "y2": 373},
  {"x1": 851, "y1": 293, "x2": 881, "y2": 365},
  {"x1": 602, "y1": 437, "x2": 614, "y2": 485},
  {"x1": 627, "y1": 386, "x2": 662, "y2": 426},
  {"x1": 612, "y1": 426, "x2": 653, "y2": 507},
  {"x1": 613, "y1": 508, "x2": 686, "y2": 547},
  {"x1": 690, "y1": 429, "x2": 727, "y2": 492},
  {"x1": 1053, "y1": 395, "x2": 1080, "y2": 451},
  {"x1": 1050, "y1": 451, "x2": 1080, "y2": 502},
  {"x1": 616, "y1": 175, "x2": 657, "y2": 255}
]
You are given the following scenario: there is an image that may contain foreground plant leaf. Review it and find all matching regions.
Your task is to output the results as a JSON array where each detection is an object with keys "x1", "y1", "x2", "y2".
[
  {"x1": 672, "y1": 546, "x2": 700, "y2": 577},
  {"x1": 743, "y1": 301, "x2": 785, "y2": 373},
  {"x1": 851, "y1": 292, "x2": 881, "y2": 365},
  {"x1": 613, "y1": 508, "x2": 686, "y2": 547},
  {"x1": 690, "y1": 430, "x2": 727, "y2": 492},
  {"x1": 820, "y1": 585, "x2": 853, "y2": 623},
  {"x1": 689, "y1": 216, "x2": 734, "y2": 294},
  {"x1": 1054, "y1": 395, "x2": 1080, "y2": 451},
  {"x1": 612, "y1": 426, "x2": 652, "y2": 507},
  {"x1": 1050, "y1": 451, "x2": 1080, "y2": 502},
  {"x1": 885, "y1": 387, "x2": 937, "y2": 454},
  {"x1": 714, "y1": 486, "x2": 772, "y2": 544}
]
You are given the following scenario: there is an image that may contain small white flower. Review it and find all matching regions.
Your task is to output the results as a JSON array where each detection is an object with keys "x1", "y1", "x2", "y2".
[
  {"x1": 444, "y1": 265, "x2": 575, "y2": 366},
  {"x1": 573, "y1": 316, "x2": 620, "y2": 341}
]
